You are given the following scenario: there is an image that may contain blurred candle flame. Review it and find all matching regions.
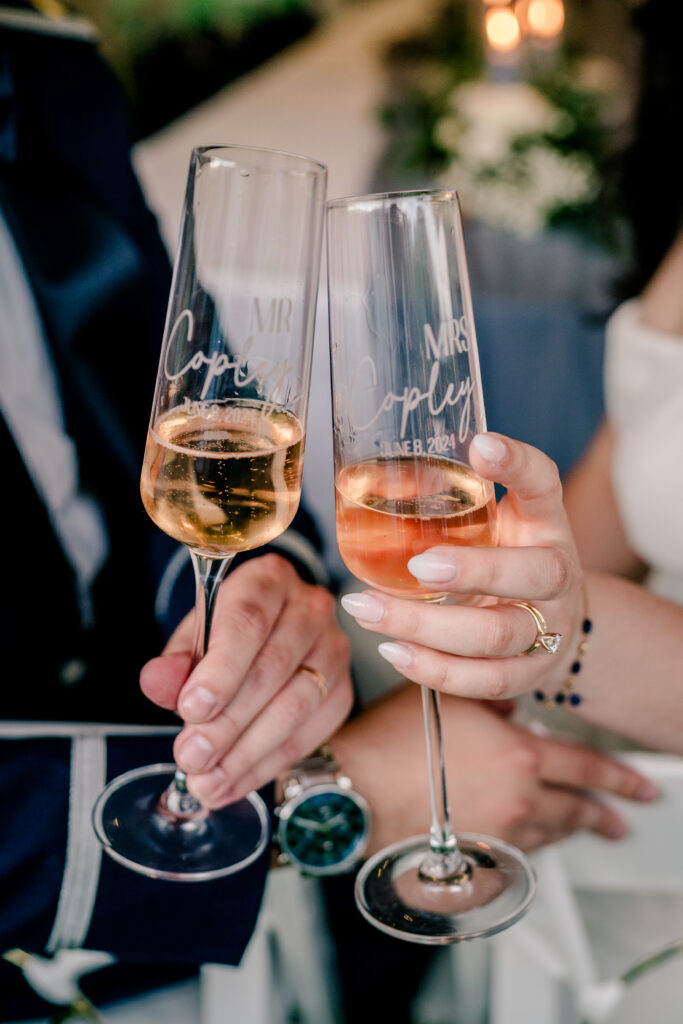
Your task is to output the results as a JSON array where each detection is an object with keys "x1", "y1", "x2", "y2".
[
  {"x1": 525, "y1": 0, "x2": 565, "y2": 39},
  {"x1": 485, "y1": 7, "x2": 521, "y2": 53}
]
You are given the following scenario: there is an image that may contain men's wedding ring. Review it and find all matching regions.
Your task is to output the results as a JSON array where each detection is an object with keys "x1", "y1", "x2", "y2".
[
  {"x1": 511, "y1": 601, "x2": 563, "y2": 655},
  {"x1": 298, "y1": 664, "x2": 328, "y2": 700}
]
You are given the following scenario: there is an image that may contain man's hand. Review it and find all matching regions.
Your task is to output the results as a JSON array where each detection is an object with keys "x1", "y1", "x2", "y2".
[
  {"x1": 331, "y1": 686, "x2": 659, "y2": 856},
  {"x1": 140, "y1": 553, "x2": 354, "y2": 808}
]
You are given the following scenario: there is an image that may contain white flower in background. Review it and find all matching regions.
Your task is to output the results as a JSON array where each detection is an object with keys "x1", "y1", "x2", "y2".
[
  {"x1": 434, "y1": 80, "x2": 601, "y2": 237},
  {"x1": 446, "y1": 80, "x2": 563, "y2": 157},
  {"x1": 441, "y1": 164, "x2": 548, "y2": 237},
  {"x1": 526, "y1": 145, "x2": 598, "y2": 207},
  {"x1": 456, "y1": 81, "x2": 559, "y2": 133}
]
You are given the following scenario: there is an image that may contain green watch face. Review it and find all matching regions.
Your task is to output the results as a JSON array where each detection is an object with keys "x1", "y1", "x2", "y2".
[{"x1": 279, "y1": 787, "x2": 369, "y2": 875}]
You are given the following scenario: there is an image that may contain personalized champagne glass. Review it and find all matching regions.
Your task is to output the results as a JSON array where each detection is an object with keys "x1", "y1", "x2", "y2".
[
  {"x1": 327, "y1": 189, "x2": 535, "y2": 941},
  {"x1": 93, "y1": 145, "x2": 326, "y2": 881}
]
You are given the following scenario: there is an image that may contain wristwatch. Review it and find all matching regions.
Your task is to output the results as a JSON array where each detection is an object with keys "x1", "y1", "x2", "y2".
[{"x1": 274, "y1": 744, "x2": 370, "y2": 876}]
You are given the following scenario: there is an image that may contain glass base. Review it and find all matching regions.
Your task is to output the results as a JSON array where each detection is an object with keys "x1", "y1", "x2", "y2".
[
  {"x1": 92, "y1": 763, "x2": 270, "y2": 881},
  {"x1": 355, "y1": 832, "x2": 536, "y2": 944}
]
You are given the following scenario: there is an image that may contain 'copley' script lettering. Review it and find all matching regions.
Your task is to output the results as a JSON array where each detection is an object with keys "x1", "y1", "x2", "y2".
[
  {"x1": 350, "y1": 357, "x2": 474, "y2": 442},
  {"x1": 164, "y1": 309, "x2": 294, "y2": 411},
  {"x1": 348, "y1": 317, "x2": 474, "y2": 441}
]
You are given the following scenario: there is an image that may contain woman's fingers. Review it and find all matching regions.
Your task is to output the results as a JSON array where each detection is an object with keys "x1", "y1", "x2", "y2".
[
  {"x1": 341, "y1": 589, "x2": 565, "y2": 659},
  {"x1": 340, "y1": 602, "x2": 573, "y2": 700},
  {"x1": 376, "y1": 641, "x2": 557, "y2": 699},
  {"x1": 340, "y1": 587, "x2": 573, "y2": 700},
  {"x1": 406, "y1": 544, "x2": 572, "y2": 602},
  {"x1": 469, "y1": 433, "x2": 567, "y2": 538}
]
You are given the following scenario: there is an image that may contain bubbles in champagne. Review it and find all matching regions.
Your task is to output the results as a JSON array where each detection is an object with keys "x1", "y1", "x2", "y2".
[{"x1": 141, "y1": 400, "x2": 304, "y2": 555}]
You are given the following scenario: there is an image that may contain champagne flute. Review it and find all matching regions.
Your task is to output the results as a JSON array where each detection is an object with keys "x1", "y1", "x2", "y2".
[
  {"x1": 327, "y1": 189, "x2": 535, "y2": 941},
  {"x1": 92, "y1": 145, "x2": 326, "y2": 881}
]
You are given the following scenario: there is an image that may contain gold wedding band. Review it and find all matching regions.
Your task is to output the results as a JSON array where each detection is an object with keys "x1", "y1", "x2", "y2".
[
  {"x1": 511, "y1": 601, "x2": 563, "y2": 655},
  {"x1": 298, "y1": 664, "x2": 328, "y2": 700}
]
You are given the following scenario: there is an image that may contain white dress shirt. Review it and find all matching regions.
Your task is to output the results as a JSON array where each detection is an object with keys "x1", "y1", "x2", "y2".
[{"x1": 0, "y1": 209, "x2": 108, "y2": 625}]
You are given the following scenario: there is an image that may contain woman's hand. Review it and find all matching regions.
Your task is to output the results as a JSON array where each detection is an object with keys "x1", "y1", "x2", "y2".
[
  {"x1": 140, "y1": 553, "x2": 354, "y2": 808},
  {"x1": 332, "y1": 686, "x2": 659, "y2": 856},
  {"x1": 340, "y1": 433, "x2": 584, "y2": 702}
]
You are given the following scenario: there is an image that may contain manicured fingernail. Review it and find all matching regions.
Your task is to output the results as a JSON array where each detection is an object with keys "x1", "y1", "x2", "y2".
[
  {"x1": 377, "y1": 642, "x2": 414, "y2": 668},
  {"x1": 190, "y1": 766, "x2": 226, "y2": 800},
  {"x1": 635, "y1": 781, "x2": 660, "y2": 802},
  {"x1": 408, "y1": 551, "x2": 458, "y2": 583},
  {"x1": 176, "y1": 733, "x2": 215, "y2": 773},
  {"x1": 180, "y1": 685, "x2": 218, "y2": 722},
  {"x1": 473, "y1": 433, "x2": 507, "y2": 464},
  {"x1": 341, "y1": 592, "x2": 385, "y2": 623}
]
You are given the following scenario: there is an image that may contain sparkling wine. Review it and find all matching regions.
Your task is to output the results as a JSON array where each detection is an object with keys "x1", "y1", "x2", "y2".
[
  {"x1": 335, "y1": 455, "x2": 498, "y2": 599},
  {"x1": 141, "y1": 400, "x2": 304, "y2": 556}
]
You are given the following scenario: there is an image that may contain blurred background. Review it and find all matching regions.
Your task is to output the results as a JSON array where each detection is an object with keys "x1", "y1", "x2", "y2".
[{"x1": 74, "y1": 0, "x2": 642, "y2": 208}]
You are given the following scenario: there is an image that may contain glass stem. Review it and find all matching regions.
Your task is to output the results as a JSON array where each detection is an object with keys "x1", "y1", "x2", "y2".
[
  {"x1": 419, "y1": 684, "x2": 471, "y2": 883},
  {"x1": 189, "y1": 551, "x2": 235, "y2": 670},
  {"x1": 166, "y1": 550, "x2": 234, "y2": 817}
]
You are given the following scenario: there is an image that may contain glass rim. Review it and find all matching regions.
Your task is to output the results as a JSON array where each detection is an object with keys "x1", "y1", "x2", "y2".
[
  {"x1": 327, "y1": 187, "x2": 459, "y2": 210},
  {"x1": 193, "y1": 143, "x2": 327, "y2": 177}
]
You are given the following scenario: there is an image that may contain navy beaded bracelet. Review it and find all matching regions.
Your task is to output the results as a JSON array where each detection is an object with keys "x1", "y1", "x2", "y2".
[{"x1": 534, "y1": 587, "x2": 591, "y2": 709}]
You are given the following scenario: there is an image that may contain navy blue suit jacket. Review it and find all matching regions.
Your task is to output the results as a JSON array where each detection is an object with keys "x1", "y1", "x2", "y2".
[{"x1": 0, "y1": 17, "x2": 323, "y2": 1018}]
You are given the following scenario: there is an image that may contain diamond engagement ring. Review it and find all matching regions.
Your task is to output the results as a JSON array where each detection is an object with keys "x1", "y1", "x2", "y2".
[{"x1": 511, "y1": 601, "x2": 563, "y2": 655}]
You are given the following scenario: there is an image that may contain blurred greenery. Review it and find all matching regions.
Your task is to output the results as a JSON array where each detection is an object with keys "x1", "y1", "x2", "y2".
[
  {"x1": 73, "y1": 0, "x2": 319, "y2": 138},
  {"x1": 377, "y1": 1, "x2": 484, "y2": 180},
  {"x1": 87, "y1": 0, "x2": 310, "y2": 46}
]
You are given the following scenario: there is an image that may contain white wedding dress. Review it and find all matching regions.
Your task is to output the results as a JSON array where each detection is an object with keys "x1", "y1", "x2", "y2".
[
  {"x1": 607, "y1": 298, "x2": 683, "y2": 604},
  {"x1": 568, "y1": 298, "x2": 683, "y2": 1023}
]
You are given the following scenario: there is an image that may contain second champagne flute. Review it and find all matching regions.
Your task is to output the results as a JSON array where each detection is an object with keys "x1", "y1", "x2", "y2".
[
  {"x1": 327, "y1": 189, "x2": 535, "y2": 942},
  {"x1": 92, "y1": 145, "x2": 326, "y2": 881}
]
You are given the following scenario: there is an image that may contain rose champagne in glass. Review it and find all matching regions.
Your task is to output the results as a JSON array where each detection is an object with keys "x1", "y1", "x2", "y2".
[{"x1": 327, "y1": 189, "x2": 535, "y2": 942}]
